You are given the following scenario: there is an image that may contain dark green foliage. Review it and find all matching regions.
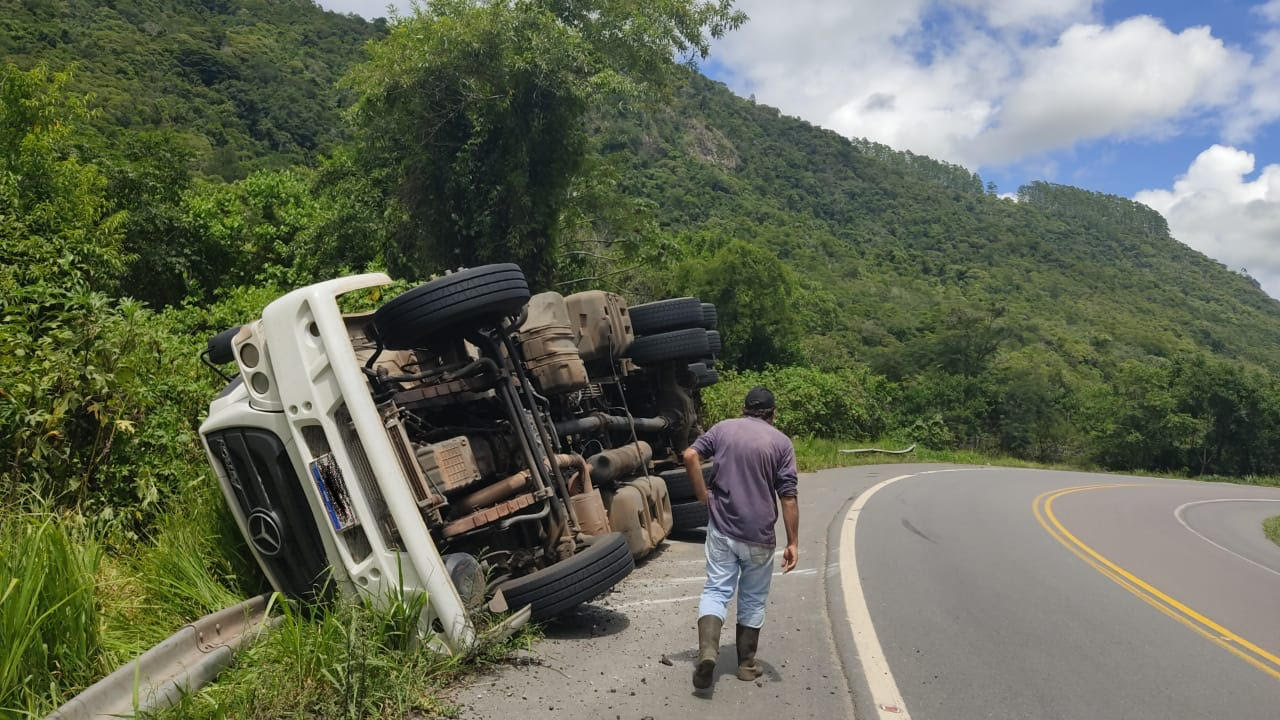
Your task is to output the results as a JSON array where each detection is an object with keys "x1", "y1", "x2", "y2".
[
  {"x1": 343, "y1": 0, "x2": 743, "y2": 289},
  {"x1": 344, "y1": 1, "x2": 593, "y2": 289},
  {"x1": 0, "y1": 65, "x2": 126, "y2": 295},
  {"x1": 1084, "y1": 356, "x2": 1280, "y2": 477},
  {"x1": 107, "y1": 130, "x2": 198, "y2": 306},
  {"x1": 0, "y1": 0, "x2": 384, "y2": 177},
  {"x1": 667, "y1": 239, "x2": 803, "y2": 368}
]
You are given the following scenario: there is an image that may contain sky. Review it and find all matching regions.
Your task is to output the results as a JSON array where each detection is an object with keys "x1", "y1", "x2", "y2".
[{"x1": 319, "y1": 0, "x2": 1280, "y2": 299}]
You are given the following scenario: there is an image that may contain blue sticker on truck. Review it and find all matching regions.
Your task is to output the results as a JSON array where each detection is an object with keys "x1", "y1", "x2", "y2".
[{"x1": 309, "y1": 453, "x2": 358, "y2": 531}]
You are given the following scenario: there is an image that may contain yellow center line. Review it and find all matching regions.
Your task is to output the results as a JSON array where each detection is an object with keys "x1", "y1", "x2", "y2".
[{"x1": 1032, "y1": 484, "x2": 1280, "y2": 682}]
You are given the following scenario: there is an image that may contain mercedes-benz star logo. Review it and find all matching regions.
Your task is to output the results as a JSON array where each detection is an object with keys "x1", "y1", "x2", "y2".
[{"x1": 247, "y1": 510, "x2": 283, "y2": 557}]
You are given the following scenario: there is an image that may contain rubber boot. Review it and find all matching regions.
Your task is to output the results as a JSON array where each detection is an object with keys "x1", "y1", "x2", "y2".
[
  {"x1": 736, "y1": 624, "x2": 763, "y2": 681},
  {"x1": 692, "y1": 615, "x2": 723, "y2": 689}
]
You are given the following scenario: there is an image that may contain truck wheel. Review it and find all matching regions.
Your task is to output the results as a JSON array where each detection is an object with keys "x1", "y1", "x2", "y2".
[
  {"x1": 629, "y1": 297, "x2": 703, "y2": 335},
  {"x1": 672, "y1": 500, "x2": 709, "y2": 531},
  {"x1": 695, "y1": 368, "x2": 719, "y2": 388},
  {"x1": 498, "y1": 531, "x2": 633, "y2": 621},
  {"x1": 626, "y1": 328, "x2": 710, "y2": 365},
  {"x1": 701, "y1": 303, "x2": 718, "y2": 329},
  {"x1": 659, "y1": 462, "x2": 715, "y2": 502},
  {"x1": 372, "y1": 264, "x2": 530, "y2": 350},
  {"x1": 706, "y1": 330, "x2": 722, "y2": 355}
]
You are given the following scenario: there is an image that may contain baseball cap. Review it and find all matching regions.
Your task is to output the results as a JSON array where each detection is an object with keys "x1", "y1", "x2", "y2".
[{"x1": 744, "y1": 386, "x2": 776, "y2": 411}]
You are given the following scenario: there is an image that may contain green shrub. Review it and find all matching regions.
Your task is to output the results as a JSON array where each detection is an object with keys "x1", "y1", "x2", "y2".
[
  {"x1": 0, "y1": 513, "x2": 104, "y2": 716},
  {"x1": 703, "y1": 365, "x2": 894, "y2": 439}
]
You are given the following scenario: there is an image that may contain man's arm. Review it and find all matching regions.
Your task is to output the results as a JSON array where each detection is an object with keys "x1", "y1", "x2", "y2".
[
  {"x1": 776, "y1": 440, "x2": 800, "y2": 572},
  {"x1": 682, "y1": 447, "x2": 709, "y2": 506},
  {"x1": 780, "y1": 495, "x2": 799, "y2": 573}
]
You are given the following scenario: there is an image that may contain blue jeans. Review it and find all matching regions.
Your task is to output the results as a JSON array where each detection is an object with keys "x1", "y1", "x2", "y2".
[{"x1": 698, "y1": 521, "x2": 775, "y2": 628}]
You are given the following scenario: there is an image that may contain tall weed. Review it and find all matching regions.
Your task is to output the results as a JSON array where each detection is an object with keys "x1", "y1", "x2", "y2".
[
  {"x1": 0, "y1": 513, "x2": 104, "y2": 717},
  {"x1": 150, "y1": 592, "x2": 458, "y2": 720},
  {"x1": 99, "y1": 479, "x2": 266, "y2": 663}
]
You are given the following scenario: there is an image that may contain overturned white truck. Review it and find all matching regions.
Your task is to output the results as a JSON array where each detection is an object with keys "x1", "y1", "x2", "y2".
[{"x1": 198, "y1": 265, "x2": 721, "y2": 650}]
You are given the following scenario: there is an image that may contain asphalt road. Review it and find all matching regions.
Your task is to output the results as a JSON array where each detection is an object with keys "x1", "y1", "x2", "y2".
[{"x1": 453, "y1": 465, "x2": 1280, "y2": 720}]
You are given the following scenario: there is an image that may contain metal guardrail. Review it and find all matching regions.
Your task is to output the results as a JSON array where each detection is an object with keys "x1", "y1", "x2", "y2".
[
  {"x1": 47, "y1": 594, "x2": 276, "y2": 720},
  {"x1": 839, "y1": 443, "x2": 917, "y2": 455}
]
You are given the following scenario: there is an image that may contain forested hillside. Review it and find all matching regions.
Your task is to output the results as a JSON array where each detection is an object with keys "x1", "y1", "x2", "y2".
[
  {"x1": 1, "y1": 0, "x2": 382, "y2": 177},
  {"x1": 606, "y1": 74, "x2": 1280, "y2": 373}
]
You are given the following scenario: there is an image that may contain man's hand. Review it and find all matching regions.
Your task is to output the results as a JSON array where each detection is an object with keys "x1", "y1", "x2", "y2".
[
  {"x1": 782, "y1": 543, "x2": 798, "y2": 573},
  {"x1": 682, "y1": 447, "x2": 709, "y2": 506}
]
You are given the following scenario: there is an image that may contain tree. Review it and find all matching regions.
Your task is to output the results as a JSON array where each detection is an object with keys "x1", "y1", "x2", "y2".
[
  {"x1": 0, "y1": 64, "x2": 125, "y2": 294},
  {"x1": 109, "y1": 130, "x2": 197, "y2": 306},
  {"x1": 671, "y1": 239, "x2": 801, "y2": 368},
  {"x1": 343, "y1": 0, "x2": 743, "y2": 289}
]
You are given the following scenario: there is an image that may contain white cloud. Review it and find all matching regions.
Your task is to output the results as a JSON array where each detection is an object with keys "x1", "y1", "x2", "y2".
[
  {"x1": 1135, "y1": 145, "x2": 1280, "y2": 298},
  {"x1": 713, "y1": 2, "x2": 1259, "y2": 169},
  {"x1": 974, "y1": 17, "x2": 1248, "y2": 164},
  {"x1": 1258, "y1": 0, "x2": 1280, "y2": 23},
  {"x1": 957, "y1": 0, "x2": 1094, "y2": 29},
  {"x1": 1224, "y1": 28, "x2": 1280, "y2": 142}
]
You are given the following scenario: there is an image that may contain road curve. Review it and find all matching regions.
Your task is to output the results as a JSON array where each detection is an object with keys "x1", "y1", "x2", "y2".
[
  {"x1": 451, "y1": 465, "x2": 1280, "y2": 720},
  {"x1": 852, "y1": 467, "x2": 1280, "y2": 720}
]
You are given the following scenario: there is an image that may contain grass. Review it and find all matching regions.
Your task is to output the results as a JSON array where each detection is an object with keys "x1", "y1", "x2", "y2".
[
  {"x1": 0, "y1": 513, "x2": 105, "y2": 717},
  {"x1": 1265, "y1": 516, "x2": 1280, "y2": 549},
  {"x1": 790, "y1": 436, "x2": 1049, "y2": 474},
  {"x1": 148, "y1": 593, "x2": 532, "y2": 720}
]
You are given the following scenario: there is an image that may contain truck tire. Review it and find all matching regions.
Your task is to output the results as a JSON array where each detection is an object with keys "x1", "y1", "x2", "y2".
[
  {"x1": 372, "y1": 264, "x2": 530, "y2": 350},
  {"x1": 627, "y1": 328, "x2": 710, "y2": 366},
  {"x1": 672, "y1": 500, "x2": 710, "y2": 531},
  {"x1": 696, "y1": 368, "x2": 720, "y2": 388},
  {"x1": 701, "y1": 303, "x2": 718, "y2": 329},
  {"x1": 498, "y1": 531, "x2": 633, "y2": 621},
  {"x1": 629, "y1": 297, "x2": 703, "y2": 335},
  {"x1": 707, "y1": 330, "x2": 722, "y2": 355},
  {"x1": 659, "y1": 462, "x2": 715, "y2": 502}
]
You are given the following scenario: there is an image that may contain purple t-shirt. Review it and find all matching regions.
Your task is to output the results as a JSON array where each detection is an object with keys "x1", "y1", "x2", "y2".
[{"x1": 690, "y1": 416, "x2": 798, "y2": 547}]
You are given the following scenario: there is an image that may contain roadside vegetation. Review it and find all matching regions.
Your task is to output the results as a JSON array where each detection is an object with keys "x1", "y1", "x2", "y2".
[
  {"x1": 5, "y1": 0, "x2": 1280, "y2": 716},
  {"x1": 1265, "y1": 516, "x2": 1280, "y2": 548},
  {"x1": 147, "y1": 595, "x2": 535, "y2": 720}
]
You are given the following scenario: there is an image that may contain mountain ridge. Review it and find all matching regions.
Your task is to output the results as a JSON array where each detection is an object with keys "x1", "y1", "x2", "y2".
[{"x1": 594, "y1": 72, "x2": 1280, "y2": 375}]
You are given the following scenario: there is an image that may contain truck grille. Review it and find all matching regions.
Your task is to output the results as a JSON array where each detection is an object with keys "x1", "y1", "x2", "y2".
[{"x1": 205, "y1": 427, "x2": 331, "y2": 603}]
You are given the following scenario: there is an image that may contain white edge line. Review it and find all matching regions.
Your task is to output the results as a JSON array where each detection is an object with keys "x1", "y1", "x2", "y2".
[
  {"x1": 841, "y1": 473, "x2": 917, "y2": 719},
  {"x1": 837, "y1": 466, "x2": 969, "y2": 719},
  {"x1": 655, "y1": 568, "x2": 817, "y2": 584},
  {"x1": 611, "y1": 594, "x2": 701, "y2": 608},
  {"x1": 1173, "y1": 498, "x2": 1280, "y2": 580}
]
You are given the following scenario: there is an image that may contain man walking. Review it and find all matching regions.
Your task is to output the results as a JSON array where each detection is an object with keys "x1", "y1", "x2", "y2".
[{"x1": 681, "y1": 386, "x2": 799, "y2": 690}]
